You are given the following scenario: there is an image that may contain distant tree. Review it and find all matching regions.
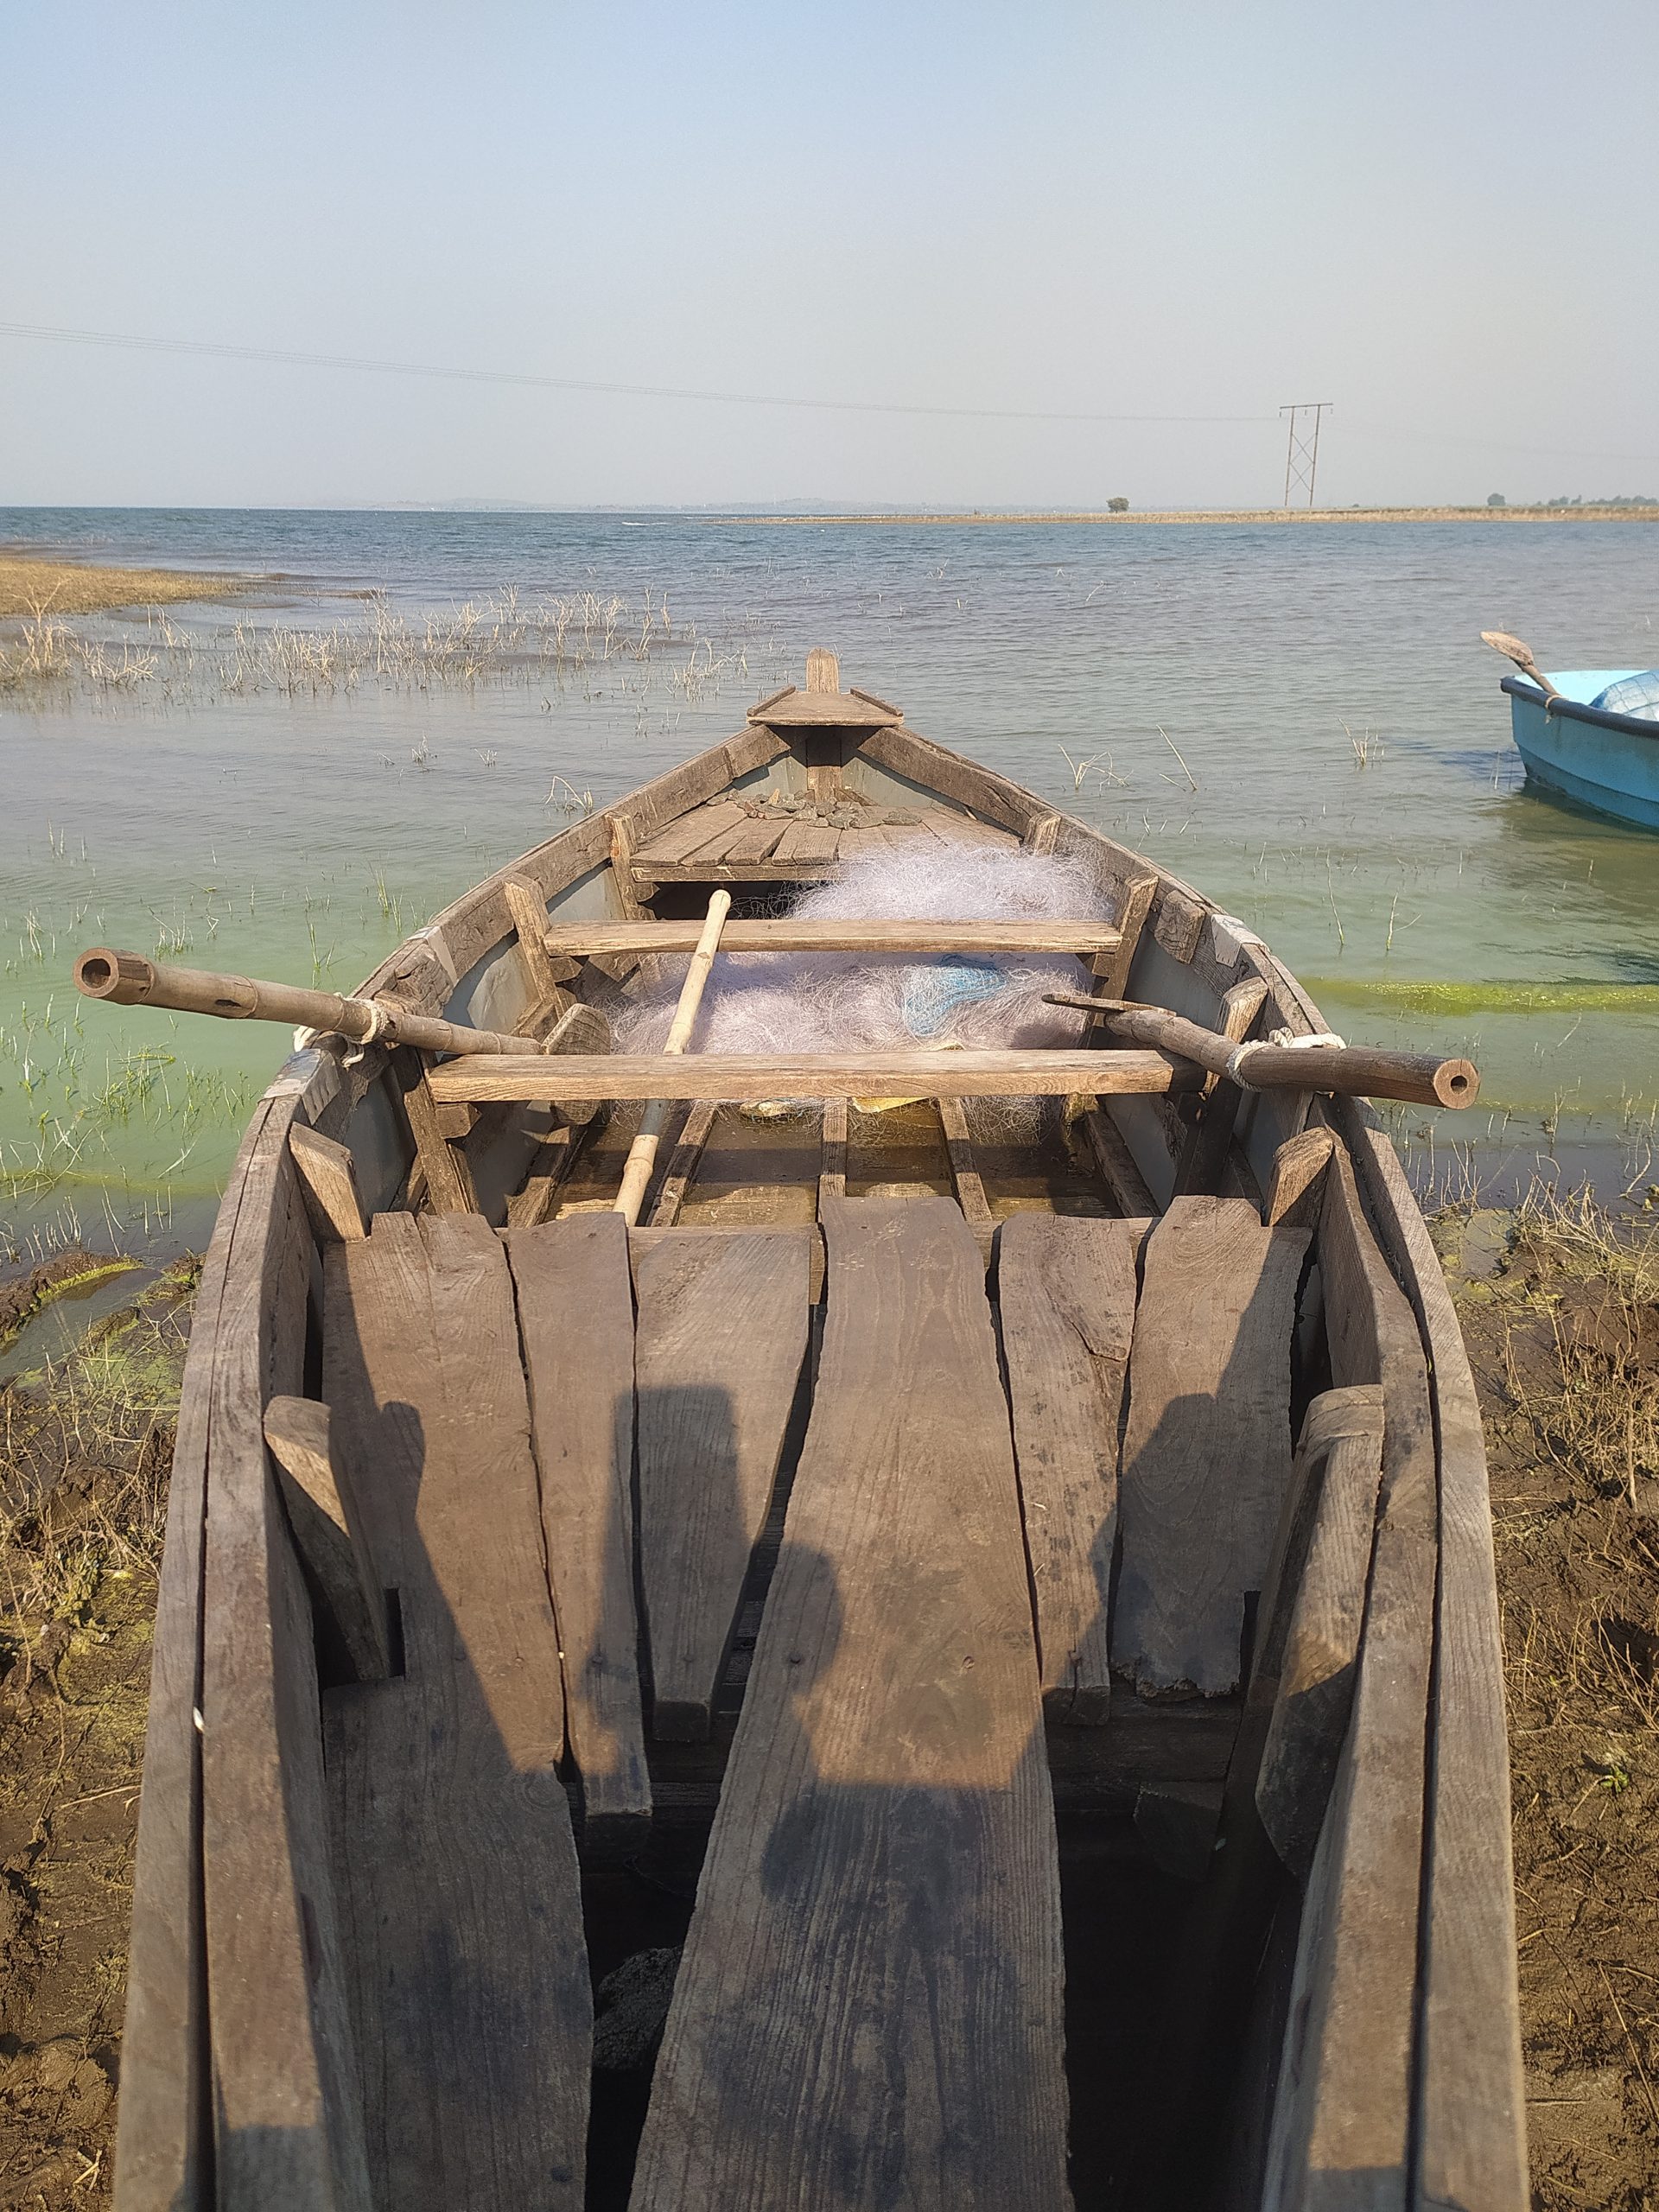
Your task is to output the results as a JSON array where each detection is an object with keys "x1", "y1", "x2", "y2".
[
  {"x1": 1107, "y1": 496, "x2": 1129, "y2": 512},
  {"x1": 1487, "y1": 493, "x2": 1506, "y2": 507}
]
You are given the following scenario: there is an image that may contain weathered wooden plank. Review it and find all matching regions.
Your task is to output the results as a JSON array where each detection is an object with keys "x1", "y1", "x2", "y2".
[
  {"x1": 938, "y1": 1093, "x2": 995, "y2": 1251},
  {"x1": 1078, "y1": 1100, "x2": 1160, "y2": 1215},
  {"x1": 769, "y1": 817, "x2": 842, "y2": 867},
  {"x1": 1153, "y1": 885, "x2": 1208, "y2": 963},
  {"x1": 630, "y1": 1197, "x2": 1071, "y2": 2211},
  {"x1": 537, "y1": 918, "x2": 1122, "y2": 956},
  {"x1": 634, "y1": 800, "x2": 749, "y2": 868},
  {"x1": 1093, "y1": 872, "x2": 1158, "y2": 999},
  {"x1": 426, "y1": 1046, "x2": 1185, "y2": 1104},
  {"x1": 507, "y1": 1213, "x2": 651, "y2": 1854},
  {"x1": 632, "y1": 854, "x2": 845, "y2": 885},
  {"x1": 321, "y1": 1212, "x2": 589, "y2": 2211},
  {"x1": 818, "y1": 1094, "x2": 848, "y2": 1208},
  {"x1": 392, "y1": 1046, "x2": 475, "y2": 1212},
  {"x1": 1113, "y1": 1198, "x2": 1309, "y2": 1696},
  {"x1": 289, "y1": 1121, "x2": 367, "y2": 1243},
  {"x1": 503, "y1": 874, "x2": 580, "y2": 1003},
  {"x1": 200, "y1": 1108, "x2": 374, "y2": 2210},
  {"x1": 1263, "y1": 1125, "x2": 1336, "y2": 1229},
  {"x1": 634, "y1": 1229, "x2": 811, "y2": 1740},
  {"x1": 114, "y1": 1099, "x2": 276, "y2": 2212},
  {"x1": 263, "y1": 1395, "x2": 392, "y2": 1682},
  {"x1": 999, "y1": 1213, "x2": 1146, "y2": 1722},
  {"x1": 629, "y1": 1224, "x2": 826, "y2": 1303},
  {"x1": 857, "y1": 721, "x2": 1043, "y2": 833},
  {"x1": 715, "y1": 814, "x2": 789, "y2": 866},
  {"x1": 1260, "y1": 1142, "x2": 1438, "y2": 2212},
  {"x1": 1331, "y1": 1109, "x2": 1528, "y2": 2212},
  {"x1": 1175, "y1": 976, "x2": 1271, "y2": 1198},
  {"x1": 648, "y1": 1101, "x2": 719, "y2": 1227},
  {"x1": 1255, "y1": 1391, "x2": 1384, "y2": 1879}
]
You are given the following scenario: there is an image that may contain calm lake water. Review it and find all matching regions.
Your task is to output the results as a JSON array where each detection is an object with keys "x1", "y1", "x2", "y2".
[{"x1": 4, "y1": 506, "x2": 1658, "y2": 1270}]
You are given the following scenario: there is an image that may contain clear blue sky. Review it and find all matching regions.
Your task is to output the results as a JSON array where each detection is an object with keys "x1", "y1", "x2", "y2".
[{"x1": 3, "y1": 0, "x2": 1655, "y2": 510}]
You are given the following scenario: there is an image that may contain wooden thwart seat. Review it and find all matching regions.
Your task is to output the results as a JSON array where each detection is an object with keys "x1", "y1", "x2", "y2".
[
  {"x1": 630, "y1": 1198, "x2": 1071, "y2": 2211},
  {"x1": 321, "y1": 1212, "x2": 591, "y2": 2211},
  {"x1": 425, "y1": 1046, "x2": 1185, "y2": 1105},
  {"x1": 535, "y1": 917, "x2": 1124, "y2": 957}
]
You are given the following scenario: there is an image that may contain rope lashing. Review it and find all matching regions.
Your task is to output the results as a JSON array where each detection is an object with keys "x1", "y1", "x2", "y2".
[
  {"x1": 1226, "y1": 1026, "x2": 1347, "y2": 1087},
  {"x1": 294, "y1": 995, "x2": 395, "y2": 1064}
]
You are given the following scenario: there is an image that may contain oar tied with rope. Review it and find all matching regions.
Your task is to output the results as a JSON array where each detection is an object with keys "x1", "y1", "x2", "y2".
[
  {"x1": 1480, "y1": 630, "x2": 1560, "y2": 699},
  {"x1": 1044, "y1": 994, "x2": 1479, "y2": 1109},
  {"x1": 73, "y1": 945, "x2": 613, "y2": 1119}
]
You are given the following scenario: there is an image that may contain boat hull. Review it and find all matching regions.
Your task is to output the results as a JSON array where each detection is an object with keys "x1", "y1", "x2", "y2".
[
  {"x1": 1505, "y1": 671, "x2": 1659, "y2": 830},
  {"x1": 111, "y1": 698, "x2": 1528, "y2": 2212}
]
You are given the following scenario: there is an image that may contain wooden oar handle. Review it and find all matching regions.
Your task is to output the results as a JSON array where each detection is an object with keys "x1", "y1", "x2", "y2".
[
  {"x1": 73, "y1": 946, "x2": 544, "y2": 1059},
  {"x1": 1042, "y1": 992, "x2": 1479, "y2": 1109}
]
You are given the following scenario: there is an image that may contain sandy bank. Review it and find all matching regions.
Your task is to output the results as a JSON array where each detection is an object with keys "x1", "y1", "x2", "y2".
[{"x1": 0, "y1": 553, "x2": 254, "y2": 620}]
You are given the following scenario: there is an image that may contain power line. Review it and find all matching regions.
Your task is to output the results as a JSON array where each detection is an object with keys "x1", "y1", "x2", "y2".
[{"x1": 0, "y1": 319, "x2": 1273, "y2": 429}]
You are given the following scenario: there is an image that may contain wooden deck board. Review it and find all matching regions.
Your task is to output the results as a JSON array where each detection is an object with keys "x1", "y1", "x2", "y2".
[
  {"x1": 632, "y1": 800, "x2": 749, "y2": 868},
  {"x1": 1112, "y1": 1198, "x2": 1309, "y2": 1696},
  {"x1": 508, "y1": 1213, "x2": 652, "y2": 1854},
  {"x1": 630, "y1": 1197, "x2": 1071, "y2": 2211},
  {"x1": 321, "y1": 1212, "x2": 589, "y2": 2212},
  {"x1": 999, "y1": 1213, "x2": 1145, "y2": 1723},
  {"x1": 634, "y1": 1227, "x2": 812, "y2": 1740}
]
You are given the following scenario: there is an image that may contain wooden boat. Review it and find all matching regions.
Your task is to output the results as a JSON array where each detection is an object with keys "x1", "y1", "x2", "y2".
[
  {"x1": 101, "y1": 656, "x2": 1526, "y2": 2212},
  {"x1": 1486, "y1": 631, "x2": 1659, "y2": 829}
]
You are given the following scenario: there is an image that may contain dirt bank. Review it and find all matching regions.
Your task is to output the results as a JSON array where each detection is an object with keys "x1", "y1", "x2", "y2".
[
  {"x1": 1440, "y1": 1202, "x2": 1659, "y2": 2211},
  {"x1": 0, "y1": 555, "x2": 252, "y2": 620},
  {"x1": 0, "y1": 1262, "x2": 194, "y2": 2209}
]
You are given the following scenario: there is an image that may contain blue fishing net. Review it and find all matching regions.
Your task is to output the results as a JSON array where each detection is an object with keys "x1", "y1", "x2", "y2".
[
  {"x1": 1591, "y1": 670, "x2": 1659, "y2": 720},
  {"x1": 901, "y1": 954, "x2": 1008, "y2": 1038}
]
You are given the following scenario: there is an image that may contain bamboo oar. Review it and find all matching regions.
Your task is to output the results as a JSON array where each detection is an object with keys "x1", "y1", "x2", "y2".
[
  {"x1": 1480, "y1": 630, "x2": 1560, "y2": 699},
  {"x1": 73, "y1": 947, "x2": 552, "y2": 1058},
  {"x1": 613, "y1": 890, "x2": 732, "y2": 1224},
  {"x1": 1042, "y1": 993, "x2": 1479, "y2": 1109}
]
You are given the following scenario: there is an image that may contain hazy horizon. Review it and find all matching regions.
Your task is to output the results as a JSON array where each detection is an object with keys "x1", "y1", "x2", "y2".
[{"x1": 5, "y1": 0, "x2": 1656, "y2": 514}]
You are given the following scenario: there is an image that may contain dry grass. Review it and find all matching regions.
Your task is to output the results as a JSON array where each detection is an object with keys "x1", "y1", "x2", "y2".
[
  {"x1": 0, "y1": 556, "x2": 250, "y2": 620},
  {"x1": 0, "y1": 1263, "x2": 195, "y2": 1634},
  {"x1": 1444, "y1": 1192, "x2": 1659, "y2": 2208},
  {"x1": 0, "y1": 581, "x2": 755, "y2": 704}
]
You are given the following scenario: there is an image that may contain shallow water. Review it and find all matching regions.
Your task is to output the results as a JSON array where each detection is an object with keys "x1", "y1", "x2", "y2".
[{"x1": 4, "y1": 506, "x2": 1658, "y2": 1258}]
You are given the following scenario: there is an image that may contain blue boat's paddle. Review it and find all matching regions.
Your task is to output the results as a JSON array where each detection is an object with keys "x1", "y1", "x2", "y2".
[{"x1": 1481, "y1": 629, "x2": 1560, "y2": 698}]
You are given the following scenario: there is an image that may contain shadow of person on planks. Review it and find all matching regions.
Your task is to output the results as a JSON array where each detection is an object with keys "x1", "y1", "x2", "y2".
[
  {"x1": 630, "y1": 1533, "x2": 1075, "y2": 2212},
  {"x1": 318, "y1": 1388, "x2": 592, "y2": 2212}
]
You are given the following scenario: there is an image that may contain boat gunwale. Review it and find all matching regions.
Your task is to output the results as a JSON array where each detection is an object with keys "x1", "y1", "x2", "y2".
[{"x1": 1501, "y1": 671, "x2": 1659, "y2": 742}]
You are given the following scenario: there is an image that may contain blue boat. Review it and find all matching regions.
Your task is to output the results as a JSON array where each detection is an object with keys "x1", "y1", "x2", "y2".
[{"x1": 1500, "y1": 661, "x2": 1659, "y2": 831}]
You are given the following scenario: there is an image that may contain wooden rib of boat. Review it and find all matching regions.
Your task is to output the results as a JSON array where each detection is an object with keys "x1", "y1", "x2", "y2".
[{"x1": 111, "y1": 655, "x2": 1526, "y2": 2212}]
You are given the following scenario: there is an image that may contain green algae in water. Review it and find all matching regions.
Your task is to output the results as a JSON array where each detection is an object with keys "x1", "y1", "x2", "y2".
[{"x1": 1307, "y1": 977, "x2": 1659, "y2": 1017}]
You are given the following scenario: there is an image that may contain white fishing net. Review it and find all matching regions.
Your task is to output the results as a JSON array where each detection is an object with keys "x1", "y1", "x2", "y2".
[{"x1": 609, "y1": 843, "x2": 1109, "y2": 1135}]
